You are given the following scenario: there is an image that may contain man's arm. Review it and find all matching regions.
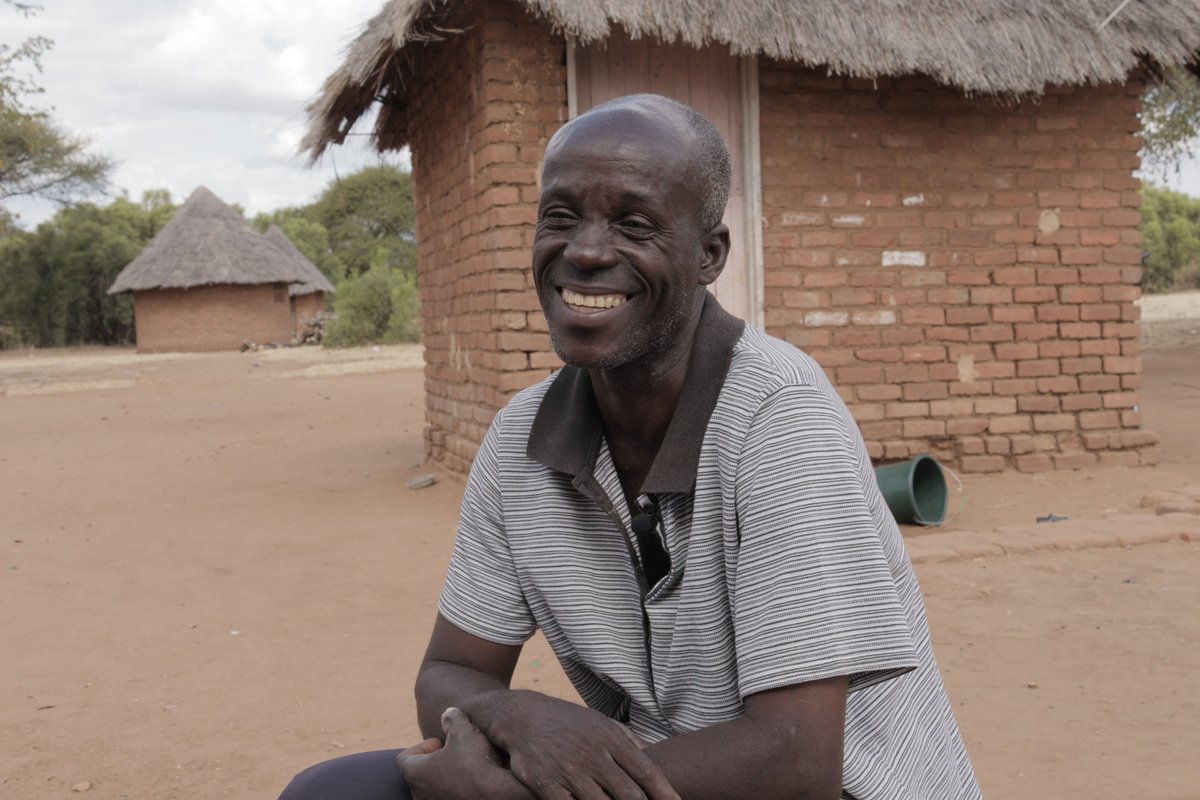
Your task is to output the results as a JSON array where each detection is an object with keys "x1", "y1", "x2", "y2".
[
  {"x1": 644, "y1": 678, "x2": 848, "y2": 800},
  {"x1": 419, "y1": 614, "x2": 847, "y2": 800}
]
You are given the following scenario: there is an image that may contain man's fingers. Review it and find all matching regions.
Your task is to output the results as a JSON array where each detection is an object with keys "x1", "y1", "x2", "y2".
[
  {"x1": 395, "y1": 737, "x2": 444, "y2": 777},
  {"x1": 399, "y1": 738, "x2": 444, "y2": 758},
  {"x1": 611, "y1": 746, "x2": 680, "y2": 800}
]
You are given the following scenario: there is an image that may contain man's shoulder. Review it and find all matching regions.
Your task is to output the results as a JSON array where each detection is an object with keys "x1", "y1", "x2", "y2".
[
  {"x1": 487, "y1": 372, "x2": 557, "y2": 442},
  {"x1": 724, "y1": 325, "x2": 835, "y2": 401}
]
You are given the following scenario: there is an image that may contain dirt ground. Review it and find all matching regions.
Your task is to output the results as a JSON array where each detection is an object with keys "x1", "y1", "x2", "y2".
[{"x1": 1, "y1": 329, "x2": 1197, "y2": 800}]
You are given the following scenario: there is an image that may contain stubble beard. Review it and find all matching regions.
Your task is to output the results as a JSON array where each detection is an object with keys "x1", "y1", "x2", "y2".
[{"x1": 545, "y1": 289, "x2": 696, "y2": 372}]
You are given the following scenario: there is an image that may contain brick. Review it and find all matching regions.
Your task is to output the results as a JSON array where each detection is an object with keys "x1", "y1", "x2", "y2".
[
  {"x1": 985, "y1": 436, "x2": 1012, "y2": 455},
  {"x1": 1017, "y1": 359, "x2": 1060, "y2": 378},
  {"x1": 903, "y1": 419, "x2": 947, "y2": 438},
  {"x1": 930, "y1": 398, "x2": 974, "y2": 417},
  {"x1": 1033, "y1": 414, "x2": 1075, "y2": 432},
  {"x1": 1015, "y1": 454, "x2": 1054, "y2": 472},
  {"x1": 1061, "y1": 393, "x2": 1102, "y2": 411},
  {"x1": 1017, "y1": 394, "x2": 1060, "y2": 413},
  {"x1": 992, "y1": 267, "x2": 1037, "y2": 285},
  {"x1": 961, "y1": 455, "x2": 1006, "y2": 473},
  {"x1": 1059, "y1": 286, "x2": 1102, "y2": 304},
  {"x1": 948, "y1": 417, "x2": 990, "y2": 435},
  {"x1": 989, "y1": 415, "x2": 1032, "y2": 434},
  {"x1": 1061, "y1": 357, "x2": 1102, "y2": 374},
  {"x1": 885, "y1": 401, "x2": 930, "y2": 418},
  {"x1": 1014, "y1": 286, "x2": 1057, "y2": 303},
  {"x1": 1102, "y1": 392, "x2": 1139, "y2": 409},
  {"x1": 1037, "y1": 267, "x2": 1079, "y2": 285},
  {"x1": 996, "y1": 342, "x2": 1040, "y2": 360},
  {"x1": 1102, "y1": 356, "x2": 1140, "y2": 374}
]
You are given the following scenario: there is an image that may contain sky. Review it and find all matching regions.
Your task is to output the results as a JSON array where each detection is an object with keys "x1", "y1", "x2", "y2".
[
  {"x1": 5, "y1": 0, "x2": 406, "y2": 227},
  {"x1": 5, "y1": 0, "x2": 1200, "y2": 229}
]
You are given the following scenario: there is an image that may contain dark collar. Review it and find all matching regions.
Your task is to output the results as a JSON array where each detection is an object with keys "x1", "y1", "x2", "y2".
[{"x1": 526, "y1": 292, "x2": 745, "y2": 493}]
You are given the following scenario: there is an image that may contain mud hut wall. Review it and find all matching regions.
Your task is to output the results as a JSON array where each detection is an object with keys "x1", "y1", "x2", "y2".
[
  {"x1": 757, "y1": 66, "x2": 1157, "y2": 472},
  {"x1": 292, "y1": 292, "x2": 326, "y2": 335},
  {"x1": 407, "y1": 0, "x2": 567, "y2": 473},
  {"x1": 133, "y1": 284, "x2": 295, "y2": 353}
]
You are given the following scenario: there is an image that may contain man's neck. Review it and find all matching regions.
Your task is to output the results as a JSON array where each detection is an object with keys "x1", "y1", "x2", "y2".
[{"x1": 588, "y1": 294, "x2": 705, "y2": 498}]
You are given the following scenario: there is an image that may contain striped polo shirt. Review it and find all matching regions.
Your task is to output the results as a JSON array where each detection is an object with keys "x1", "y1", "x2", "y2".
[{"x1": 439, "y1": 295, "x2": 981, "y2": 799}]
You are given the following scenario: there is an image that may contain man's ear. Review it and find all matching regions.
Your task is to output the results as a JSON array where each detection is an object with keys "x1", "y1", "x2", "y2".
[{"x1": 698, "y1": 223, "x2": 730, "y2": 286}]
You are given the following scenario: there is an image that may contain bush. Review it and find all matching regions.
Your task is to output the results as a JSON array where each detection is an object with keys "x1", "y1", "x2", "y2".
[{"x1": 323, "y1": 262, "x2": 420, "y2": 347}]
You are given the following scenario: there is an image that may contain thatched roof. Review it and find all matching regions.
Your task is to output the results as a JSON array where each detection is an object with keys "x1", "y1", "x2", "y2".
[
  {"x1": 265, "y1": 226, "x2": 337, "y2": 297},
  {"x1": 302, "y1": 0, "x2": 1200, "y2": 159},
  {"x1": 108, "y1": 187, "x2": 315, "y2": 294}
]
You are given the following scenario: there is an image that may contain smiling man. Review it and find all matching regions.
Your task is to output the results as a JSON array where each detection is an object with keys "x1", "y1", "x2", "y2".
[{"x1": 281, "y1": 94, "x2": 980, "y2": 800}]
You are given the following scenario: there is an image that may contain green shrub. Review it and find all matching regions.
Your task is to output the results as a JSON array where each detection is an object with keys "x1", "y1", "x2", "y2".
[{"x1": 323, "y1": 260, "x2": 420, "y2": 347}]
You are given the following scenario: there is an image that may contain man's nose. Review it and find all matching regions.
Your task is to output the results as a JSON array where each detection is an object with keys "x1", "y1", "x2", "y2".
[{"x1": 562, "y1": 221, "x2": 619, "y2": 271}]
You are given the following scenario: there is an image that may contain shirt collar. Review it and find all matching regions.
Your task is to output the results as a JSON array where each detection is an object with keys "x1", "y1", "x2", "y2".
[{"x1": 527, "y1": 292, "x2": 745, "y2": 493}]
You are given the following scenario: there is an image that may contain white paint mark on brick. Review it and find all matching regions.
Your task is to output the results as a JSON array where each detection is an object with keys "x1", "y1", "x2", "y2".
[
  {"x1": 832, "y1": 214, "x2": 865, "y2": 227},
  {"x1": 835, "y1": 257, "x2": 850, "y2": 266},
  {"x1": 819, "y1": 194, "x2": 830, "y2": 206},
  {"x1": 957, "y1": 355, "x2": 976, "y2": 384},
  {"x1": 852, "y1": 310, "x2": 897, "y2": 326},
  {"x1": 882, "y1": 250, "x2": 927, "y2": 267},
  {"x1": 804, "y1": 311, "x2": 849, "y2": 327},
  {"x1": 781, "y1": 212, "x2": 822, "y2": 226},
  {"x1": 902, "y1": 194, "x2": 926, "y2": 206}
]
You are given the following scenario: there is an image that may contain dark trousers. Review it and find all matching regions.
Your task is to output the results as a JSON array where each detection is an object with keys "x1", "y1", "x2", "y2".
[{"x1": 279, "y1": 749, "x2": 411, "y2": 800}]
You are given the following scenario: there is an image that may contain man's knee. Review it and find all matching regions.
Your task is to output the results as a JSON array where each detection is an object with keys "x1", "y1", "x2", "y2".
[{"x1": 279, "y1": 749, "x2": 409, "y2": 800}]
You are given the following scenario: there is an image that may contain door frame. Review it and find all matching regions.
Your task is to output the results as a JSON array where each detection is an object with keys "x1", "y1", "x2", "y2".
[{"x1": 566, "y1": 40, "x2": 764, "y2": 329}]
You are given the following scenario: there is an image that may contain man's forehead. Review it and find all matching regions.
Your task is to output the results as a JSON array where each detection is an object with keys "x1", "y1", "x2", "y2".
[{"x1": 545, "y1": 99, "x2": 696, "y2": 162}]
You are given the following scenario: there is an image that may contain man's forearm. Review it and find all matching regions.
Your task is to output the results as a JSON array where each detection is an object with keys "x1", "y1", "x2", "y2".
[{"x1": 415, "y1": 659, "x2": 513, "y2": 740}]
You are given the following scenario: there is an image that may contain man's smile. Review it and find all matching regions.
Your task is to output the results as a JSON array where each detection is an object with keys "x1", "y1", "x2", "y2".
[{"x1": 559, "y1": 287, "x2": 629, "y2": 314}]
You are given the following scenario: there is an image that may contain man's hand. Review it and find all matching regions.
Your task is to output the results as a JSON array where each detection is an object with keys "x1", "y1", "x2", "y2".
[
  {"x1": 472, "y1": 690, "x2": 679, "y2": 800},
  {"x1": 396, "y1": 707, "x2": 536, "y2": 800}
]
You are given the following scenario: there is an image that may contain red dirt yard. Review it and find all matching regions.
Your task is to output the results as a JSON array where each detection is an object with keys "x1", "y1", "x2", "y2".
[{"x1": 1, "y1": 334, "x2": 1198, "y2": 799}]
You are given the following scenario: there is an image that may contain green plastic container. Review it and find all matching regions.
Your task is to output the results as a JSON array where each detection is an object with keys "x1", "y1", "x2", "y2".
[{"x1": 874, "y1": 454, "x2": 948, "y2": 526}]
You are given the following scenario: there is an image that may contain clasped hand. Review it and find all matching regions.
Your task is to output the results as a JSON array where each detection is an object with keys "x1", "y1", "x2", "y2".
[{"x1": 397, "y1": 694, "x2": 679, "y2": 800}]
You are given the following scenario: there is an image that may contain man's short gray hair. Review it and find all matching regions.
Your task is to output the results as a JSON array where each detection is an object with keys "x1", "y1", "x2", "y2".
[{"x1": 559, "y1": 94, "x2": 733, "y2": 232}]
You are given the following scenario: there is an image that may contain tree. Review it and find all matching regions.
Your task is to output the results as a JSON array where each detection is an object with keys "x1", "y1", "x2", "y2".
[
  {"x1": 0, "y1": 190, "x2": 174, "y2": 347},
  {"x1": 306, "y1": 164, "x2": 416, "y2": 277},
  {"x1": 0, "y1": 1, "x2": 113, "y2": 224},
  {"x1": 1141, "y1": 66, "x2": 1200, "y2": 176},
  {"x1": 251, "y1": 208, "x2": 346, "y2": 284},
  {"x1": 1140, "y1": 184, "x2": 1200, "y2": 292}
]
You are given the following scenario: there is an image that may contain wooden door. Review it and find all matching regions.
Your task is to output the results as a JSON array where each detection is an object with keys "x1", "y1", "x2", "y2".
[{"x1": 569, "y1": 31, "x2": 763, "y2": 326}]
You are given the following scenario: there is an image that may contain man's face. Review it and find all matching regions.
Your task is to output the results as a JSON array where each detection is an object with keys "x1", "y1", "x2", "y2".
[{"x1": 532, "y1": 109, "x2": 719, "y2": 371}]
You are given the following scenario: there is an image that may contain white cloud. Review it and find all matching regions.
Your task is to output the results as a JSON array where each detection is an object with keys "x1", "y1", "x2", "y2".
[{"x1": 4, "y1": 0, "x2": 391, "y2": 226}]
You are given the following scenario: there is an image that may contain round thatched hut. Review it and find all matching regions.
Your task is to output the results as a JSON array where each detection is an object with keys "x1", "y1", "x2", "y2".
[
  {"x1": 303, "y1": 0, "x2": 1200, "y2": 473},
  {"x1": 108, "y1": 187, "x2": 315, "y2": 353}
]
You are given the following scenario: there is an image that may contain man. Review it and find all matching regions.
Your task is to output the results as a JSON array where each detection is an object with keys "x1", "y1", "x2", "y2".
[{"x1": 282, "y1": 94, "x2": 981, "y2": 799}]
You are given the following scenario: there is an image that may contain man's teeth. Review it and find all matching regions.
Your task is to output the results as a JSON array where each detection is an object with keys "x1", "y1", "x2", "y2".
[{"x1": 561, "y1": 288, "x2": 626, "y2": 309}]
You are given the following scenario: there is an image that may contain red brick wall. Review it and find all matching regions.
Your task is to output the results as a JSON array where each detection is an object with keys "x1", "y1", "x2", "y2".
[
  {"x1": 758, "y1": 67, "x2": 1157, "y2": 472},
  {"x1": 405, "y1": 0, "x2": 567, "y2": 472},
  {"x1": 133, "y1": 284, "x2": 294, "y2": 353}
]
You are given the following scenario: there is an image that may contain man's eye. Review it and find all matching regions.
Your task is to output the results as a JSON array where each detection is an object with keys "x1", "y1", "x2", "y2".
[
  {"x1": 618, "y1": 218, "x2": 654, "y2": 234},
  {"x1": 540, "y1": 210, "x2": 576, "y2": 225}
]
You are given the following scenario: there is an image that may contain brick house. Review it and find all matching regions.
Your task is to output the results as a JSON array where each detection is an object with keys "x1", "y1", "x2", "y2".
[
  {"x1": 303, "y1": 0, "x2": 1200, "y2": 474},
  {"x1": 109, "y1": 187, "x2": 324, "y2": 353}
]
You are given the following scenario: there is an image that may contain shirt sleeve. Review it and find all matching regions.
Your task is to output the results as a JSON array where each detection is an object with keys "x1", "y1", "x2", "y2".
[
  {"x1": 437, "y1": 409, "x2": 536, "y2": 646},
  {"x1": 732, "y1": 383, "x2": 918, "y2": 698}
]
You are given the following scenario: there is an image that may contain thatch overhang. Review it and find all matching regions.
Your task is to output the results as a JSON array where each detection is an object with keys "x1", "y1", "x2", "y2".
[
  {"x1": 108, "y1": 187, "x2": 315, "y2": 294},
  {"x1": 302, "y1": 0, "x2": 1200, "y2": 160},
  {"x1": 264, "y1": 226, "x2": 337, "y2": 297}
]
